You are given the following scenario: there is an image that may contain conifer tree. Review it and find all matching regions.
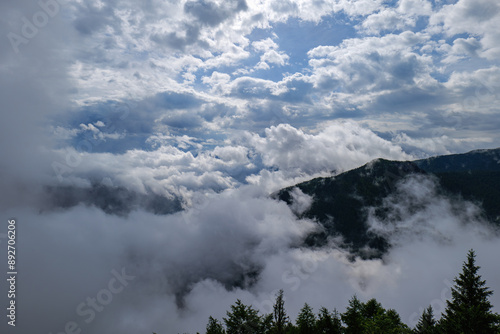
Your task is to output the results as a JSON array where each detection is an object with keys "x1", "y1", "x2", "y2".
[
  {"x1": 261, "y1": 313, "x2": 273, "y2": 334},
  {"x1": 224, "y1": 299, "x2": 262, "y2": 334},
  {"x1": 272, "y1": 289, "x2": 289, "y2": 334},
  {"x1": 342, "y1": 296, "x2": 364, "y2": 334},
  {"x1": 413, "y1": 306, "x2": 436, "y2": 334},
  {"x1": 296, "y1": 303, "x2": 316, "y2": 334},
  {"x1": 441, "y1": 249, "x2": 499, "y2": 334},
  {"x1": 383, "y1": 309, "x2": 412, "y2": 334},
  {"x1": 316, "y1": 307, "x2": 342, "y2": 334},
  {"x1": 206, "y1": 316, "x2": 225, "y2": 334},
  {"x1": 331, "y1": 309, "x2": 343, "y2": 333},
  {"x1": 362, "y1": 298, "x2": 384, "y2": 320}
]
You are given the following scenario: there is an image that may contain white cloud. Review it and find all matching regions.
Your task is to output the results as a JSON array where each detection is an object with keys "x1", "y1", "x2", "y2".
[
  {"x1": 430, "y1": 0, "x2": 500, "y2": 60},
  {"x1": 398, "y1": 0, "x2": 433, "y2": 16},
  {"x1": 251, "y1": 37, "x2": 290, "y2": 70},
  {"x1": 202, "y1": 71, "x2": 232, "y2": 94},
  {"x1": 393, "y1": 133, "x2": 457, "y2": 156},
  {"x1": 5, "y1": 174, "x2": 499, "y2": 333},
  {"x1": 259, "y1": 49, "x2": 289, "y2": 67},
  {"x1": 1, "y1": 185, "x2": 319, "y2": 333},
  {"x1": 360, "y1": 8, "x2": 416, "y2": 35},
  {"x1": 332, "y1": 0, "x2": 385, "y2": 16},
  {"x1": 242, "y1": 122, "x2": 412, "y2": 175},
  {"x1": 252, "y1": 37, "x2": 279, "y2": 52},
  {"x1": 308, "y1": 31, "x2": 433, "y2": 94},
  {"x1": 359, "y1": 0, "x2": 432, "y2": 35},
  {"x1": 44, "y1": 120, "x2": 416, "y2": 205},
  {"x1": 444, "y1": 66, "x2": 500, "y2": 112},
  {"x1": 288, "y1": 187, "x2": 313, "y2": 215}
]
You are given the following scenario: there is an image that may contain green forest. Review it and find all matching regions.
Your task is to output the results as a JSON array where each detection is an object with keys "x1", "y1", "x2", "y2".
[{"x1": 181, "y1": 250, "x2": 500, "y2": 334}]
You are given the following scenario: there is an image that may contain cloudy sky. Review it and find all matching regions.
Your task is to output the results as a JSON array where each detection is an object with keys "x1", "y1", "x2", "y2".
[{"x1": 1, "y1": 0, "x2": 500, "y2": 333}]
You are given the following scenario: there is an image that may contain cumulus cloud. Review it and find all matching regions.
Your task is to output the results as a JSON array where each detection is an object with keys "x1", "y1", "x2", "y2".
[
  {"x1": 359, "y1": 0, "x2": 433, "y2": 36},
  {"x1": 430, "y1": 0, "x2": 500, "y2": 59},
  {"x1": 308, "y1": 31, "x2": 432, "y2": 94},
  {"x1": 360, "y1": 9, "x2": 415, "y2": 35},
  {"x1": 243, "y1": 122, "x2": 412, "y2": 176},
  {"x1": 252, "y1": 38, "x2": 290, "y2": 69},
  {"x1": 39, "y1": 121, "x2": 413, "y2": 213}
]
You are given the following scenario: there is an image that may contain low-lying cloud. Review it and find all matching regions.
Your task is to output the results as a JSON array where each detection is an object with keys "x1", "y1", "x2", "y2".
[{"x1": 1, "y1": 172, "x2": 499, "y2": 333}]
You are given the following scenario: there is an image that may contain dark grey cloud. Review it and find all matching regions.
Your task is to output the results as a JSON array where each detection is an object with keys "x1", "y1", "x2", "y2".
[
  {"x1": 0, "y1": 0, "x2": 76, "y2": 210},
  {"x1": 337, "y1": 53, "x2": 426, "y2": 93},
  {"x1": 371, "y1": 86, "x2": 445, "y2": 113},
  {"x1": 151, "y1": 91, "x2": 204, "y2": 110},
  {"x1": 184, "y1": 0, "x2": 247, "y2": 27},
  {"x1": 150, "y1": 24, "x2": 201, "y2": 51},
  {"x1": 160, "y1": 111, "x2": 204, "y2": 130},
  {"x1": 151, "y1": 0, "x2": 247, "y2": 50},
  {"x1": 53, "y1": 91, "x2": 207, "y2": 153},
  {"x1": 73, "y1": 1, "x2": 121, "y2": 36},
  {"x1": 460, "y1": 0, "x2": 500, "y2": 21},
  {"x1": 43, "y1": 183, "x2": 182, "y2": 216}
]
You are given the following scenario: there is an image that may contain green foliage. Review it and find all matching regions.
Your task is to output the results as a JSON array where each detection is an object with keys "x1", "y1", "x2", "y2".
[
  {"x1": 296, "y1": 303, "x2": 316, "y2": 334},
  {"x1": 261, "y1": 313, "x2": 273, "y2": 334},
  {"x1": 206, "y1": 316, "x2": 225, "y2": 334},
  {"x1": 363, "y1": 307, "x2": 411, "y2": 334},
  {"x1": 441, "y1": 249, "x2": 500, "y2": 333},
  {"x1": 341, "y1": 297, "x2": 410, "y2": 334},
  {"x1": 342, "y1": 295, "x2": 364, "y2": 334},
  {"x1": 272, "y1": 289, "x2": 289, "y2": 334},
  {"x1": 201, "y1": 249, "x2": 498, "y2": 334},
  {"x1": 223, "y1": 299, "x2": 262, "y2": 334},
  {"x1": 316, "y1": 307, "x2": 342, "y2": 334},
  {"x1": 413, "y1": 306, "x2": 436, "y2": 334}
]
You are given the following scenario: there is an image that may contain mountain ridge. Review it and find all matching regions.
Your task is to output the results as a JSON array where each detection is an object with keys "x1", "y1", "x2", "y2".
[{"x1": 275, "y1": 147, "x2": 500, "y2": 258}]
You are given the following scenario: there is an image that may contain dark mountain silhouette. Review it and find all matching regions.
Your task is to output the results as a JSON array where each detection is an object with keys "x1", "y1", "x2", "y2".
[
  {"x1": 275, "y1": 148, "x2": 500, "y2": 258},
  {"x1": 415, "y1": 148, "x2": 500, "y2": 224},
  {"x1": 43, "y1": 183, "x2": 182, "y2": 216}
]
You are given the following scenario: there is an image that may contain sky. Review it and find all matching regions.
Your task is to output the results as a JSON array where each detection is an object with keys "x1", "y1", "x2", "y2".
[{"x1": 1, "y1": 0, "x2": 500, "y2": 333}]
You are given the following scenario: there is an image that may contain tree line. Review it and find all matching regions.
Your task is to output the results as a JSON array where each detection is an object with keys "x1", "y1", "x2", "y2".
[{"x1": 199, "y1": 249, "x2": 499, "y2": 334}]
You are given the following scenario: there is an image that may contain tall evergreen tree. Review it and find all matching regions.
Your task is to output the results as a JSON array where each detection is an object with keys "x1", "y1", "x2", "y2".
[
  {"x1": 413, "y1": 306, "x2": 436, "y2": 334},
  {"x1": 331, "y1": 309, "x2": 343, "y2": 334},
  {"x1": 206, "y1": 316, "x2": 225, "y2": 334},
  {"x1": 316, "y1": 307, "x2": 342, "y2": 334},
  {"x1": 441, "y1": 249, "x2": 499, "y2": 334},
  {"x1": 342, "y1": 296, "x2": 364, "y2": 334},
  {"x1": 362, "y1": 298, "x2": 384, "y2": 320},
  {"x1": 224, "y1": 299, "x2": 262, "y2": 334},
  {"x1": 382, "y1": 309, "x2": 412, "y2": 334},
  {"x1": 261, "y1": 313, "x2": 274, "y2": 334},
  {"x1": 272, "y1": 289, "x2": 289, "y2": 334},
  {"x1": 296, "y1": 303, "x2": 316, "y2": 334}
]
